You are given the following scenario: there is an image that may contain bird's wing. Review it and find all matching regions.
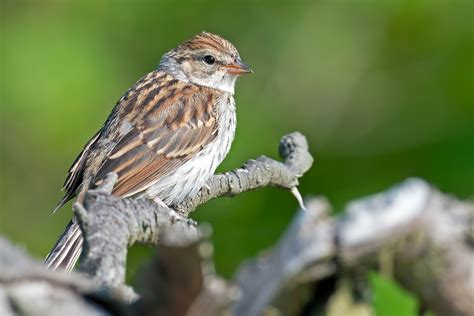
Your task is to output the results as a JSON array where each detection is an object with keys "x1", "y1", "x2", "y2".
[
  {"x1": 92, "y1": 77, "x2": 219, "y2": 198},
  {"x1": 52, "y1": 129, "x2": 103, "y2": 213}
]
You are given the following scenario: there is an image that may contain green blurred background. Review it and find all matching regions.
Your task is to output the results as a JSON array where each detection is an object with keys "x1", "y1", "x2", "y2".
[{"x1": 1, "y1": 0, "x2": 472, "y2": 314}]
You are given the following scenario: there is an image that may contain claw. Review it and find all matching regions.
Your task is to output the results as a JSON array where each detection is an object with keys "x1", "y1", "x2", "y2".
[{"x1": 291, "y1": 187, "x2": 306, "y2": 211}]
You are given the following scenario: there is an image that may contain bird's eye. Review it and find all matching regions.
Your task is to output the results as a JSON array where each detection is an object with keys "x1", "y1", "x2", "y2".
[{"x1": 203, "y1": 55, "x2": 216, "y2": 65}]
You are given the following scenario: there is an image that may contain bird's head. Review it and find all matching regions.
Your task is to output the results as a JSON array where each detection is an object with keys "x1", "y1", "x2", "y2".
[{"x1": 159, "y1": 32, "x2": 252, "y2": 94}]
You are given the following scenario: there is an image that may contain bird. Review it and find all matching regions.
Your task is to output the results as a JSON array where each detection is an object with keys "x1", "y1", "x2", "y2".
[{"x1": 45, "y1": 32, "x2": 252, "y2": 272}]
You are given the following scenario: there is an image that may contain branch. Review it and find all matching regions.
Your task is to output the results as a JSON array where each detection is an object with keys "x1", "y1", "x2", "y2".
[
  {"x1": 232, "y1": 179, "x2": 474, "y2": 316},
  {"x1": 1, "y1": 177, "x2": 472, "y2": 315},
  {"x1": 0, "y1": 237, "x2": 124, "y2": 316},
  {"x1": 175, "y1": 132, "x2": 313, "y2": 215},
  {"x1": 75, "y1": 132, "x2": 313, "y2": 293},
  {"x1": 6, "y1": 128, "x2": 470, "y2": 315},
  {"x1": 74, "y1": 179, "x2": 200, "y2": 298}
]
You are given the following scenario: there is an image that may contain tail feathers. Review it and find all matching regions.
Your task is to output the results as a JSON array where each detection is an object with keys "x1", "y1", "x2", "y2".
[
  {"x1": 45, "y1": 220, "x2": 83, "y2": 272},
  {"x1": 51, "y1": 193, "x2": 74, "y2": 214}
]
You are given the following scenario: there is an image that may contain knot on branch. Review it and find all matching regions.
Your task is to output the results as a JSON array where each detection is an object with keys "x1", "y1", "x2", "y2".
[{"x1": 279, "y1": 131, "x2": 313, "y2": 176}]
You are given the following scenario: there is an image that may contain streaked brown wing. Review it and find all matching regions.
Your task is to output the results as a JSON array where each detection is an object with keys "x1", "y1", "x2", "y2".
[
  {"x1": 93, "y1": 83, "x2": 218, "y2": 198},
  {"x1": 53, "y1": 129, "x2": 102, "y2": 213}
]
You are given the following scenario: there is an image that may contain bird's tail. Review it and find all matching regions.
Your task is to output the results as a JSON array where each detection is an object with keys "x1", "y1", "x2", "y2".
[{"x1": 44, "y1": 220, "x2": 83, "y2": 272}]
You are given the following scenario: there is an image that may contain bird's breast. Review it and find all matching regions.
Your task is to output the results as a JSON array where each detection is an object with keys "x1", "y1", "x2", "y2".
[{"x1": 143, "y1": 95, "x2": 237, "y2": 205}]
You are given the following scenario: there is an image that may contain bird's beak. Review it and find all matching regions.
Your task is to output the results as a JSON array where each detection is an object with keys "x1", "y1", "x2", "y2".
[{"x1": 224, "y1": 59, "x2": 253, "y2": 75}]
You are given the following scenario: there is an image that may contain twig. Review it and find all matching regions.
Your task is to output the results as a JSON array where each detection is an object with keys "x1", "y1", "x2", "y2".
[{"x1": 174, "y1": 132, "x2": 313, "y2": 215}]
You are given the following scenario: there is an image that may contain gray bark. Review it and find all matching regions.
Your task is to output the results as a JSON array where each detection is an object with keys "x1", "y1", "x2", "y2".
[
  {"x1": 233, "y1": 179, "x2": 474, "y2": 316},
  {"x1": 0, "y1": 132, "x2": 472, "y2": 316},
  {"x1": 74, "y1": 132, "x2": 312, "y2": 298}
]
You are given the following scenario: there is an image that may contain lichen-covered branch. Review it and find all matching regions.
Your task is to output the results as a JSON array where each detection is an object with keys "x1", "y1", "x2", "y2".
[
  {"x1": 1, "y1": 131, "x2": 472, "y2": 316},
  {"x1": 74, "y1": 132, "x2": 312, "y2": 293},
  {"x1": 0, "y1": 237, "x2": 121, "y2": 316},
  {"x1": 233, "y1": 179, "x2": 474, "y2": 316},
  {"x1": 74, "y1": 175, "x2": 200, "y2": 298}
]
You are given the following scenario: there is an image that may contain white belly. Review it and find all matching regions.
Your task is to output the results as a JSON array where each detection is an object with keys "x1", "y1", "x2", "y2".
[{"x1": 141, "y1": 96, "x2": 236, "y2": 206}]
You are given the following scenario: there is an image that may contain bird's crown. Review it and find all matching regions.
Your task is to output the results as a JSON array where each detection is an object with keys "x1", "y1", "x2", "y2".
[{"x1": 174, "y1": 31, "x2": 239, "y2": 58}]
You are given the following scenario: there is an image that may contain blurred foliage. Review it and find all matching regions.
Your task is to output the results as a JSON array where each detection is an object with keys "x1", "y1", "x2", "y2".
[
  {"x1": 1, "y1": 0, "x2": 472, "y2": 314},
  {"x1": 370, "y1": 272, "x2": 418, "y2": 316}
]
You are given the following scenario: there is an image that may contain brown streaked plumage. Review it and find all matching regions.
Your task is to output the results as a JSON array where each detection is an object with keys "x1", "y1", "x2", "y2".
[{"x1": 45, "y1": 32, "x2": 252, "y2": 272}]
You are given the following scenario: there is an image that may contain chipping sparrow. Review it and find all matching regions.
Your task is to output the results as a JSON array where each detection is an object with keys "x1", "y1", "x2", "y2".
[{"x1": 45, "y1": 32, "x2": 252, "y2": 271}]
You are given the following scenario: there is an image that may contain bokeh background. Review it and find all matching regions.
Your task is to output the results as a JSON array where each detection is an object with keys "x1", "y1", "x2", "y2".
[{"x1": 1, "y1": 0, "x2": 473, "y2": 315}]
